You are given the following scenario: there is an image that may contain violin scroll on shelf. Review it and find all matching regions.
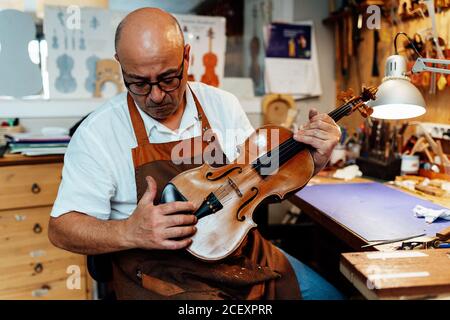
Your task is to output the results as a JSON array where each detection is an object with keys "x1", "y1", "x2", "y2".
[{"x1": 160, "y1": 86, "x2": 377, "y2": 261}]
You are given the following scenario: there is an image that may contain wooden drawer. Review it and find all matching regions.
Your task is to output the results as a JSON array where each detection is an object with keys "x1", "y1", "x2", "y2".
[
  {"x1": 0, "y1": 163, "x2": 63, "y2": 210},
  {"x1": 0, "y1": 206, "x2": 91, "y2": 299},
  {"x1": 0, "y1": 206, "x2": 51, "y2": 242},
  {"x1": 0, "y1": 242, "x2": 76, "y2": 270},
  {"x1": 0, "y1": 277, "x2": 88, "y2": 300},
  {"x1": 0, "y1": 206, "x2": 82, "y2": 280},
  {"x1": 0, "y1": 207, "x2": 75, "y2": 266},
  {"x1": 0, "y1": 255, "x2": 86, "y2": 293}
]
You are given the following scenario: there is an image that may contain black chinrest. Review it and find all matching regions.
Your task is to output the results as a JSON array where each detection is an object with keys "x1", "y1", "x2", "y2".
[{"x1": 160, "y1": 183, "x2": 187, "y2": 204}]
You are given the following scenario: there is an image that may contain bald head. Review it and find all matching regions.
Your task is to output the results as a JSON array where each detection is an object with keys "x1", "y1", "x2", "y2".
[
  {"x1": 115, "y1": 8, "x2": 184, "y2": 59},
  {"x1": 115, "y1": 8, "x2": 191, "y2": 123}
]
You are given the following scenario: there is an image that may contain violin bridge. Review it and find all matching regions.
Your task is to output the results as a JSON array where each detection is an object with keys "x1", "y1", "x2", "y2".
[{"x1": 227, "y1": 177, "x2": 243, "y2": 197}]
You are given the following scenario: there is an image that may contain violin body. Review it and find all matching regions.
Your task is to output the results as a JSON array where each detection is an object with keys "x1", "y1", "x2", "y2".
[{"x1": 164, "y1": 125, "x2": 313, "y2": 261}]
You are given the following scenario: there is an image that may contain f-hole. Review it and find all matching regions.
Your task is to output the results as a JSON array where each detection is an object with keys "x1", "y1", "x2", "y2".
[
  {"x1": 206, "y1": 166, "x2": 242, "y2": 181},
  {"x1": 236, "y1": 187, "x2": 259, "y2": 221}
]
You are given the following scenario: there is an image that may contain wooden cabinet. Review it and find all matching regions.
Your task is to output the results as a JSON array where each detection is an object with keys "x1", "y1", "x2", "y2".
[{"x1": 0, "y1": 155, "x2": 92, "y2": 300}]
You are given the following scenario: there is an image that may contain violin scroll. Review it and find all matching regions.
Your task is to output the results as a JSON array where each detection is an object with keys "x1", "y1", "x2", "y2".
[
  {"x1": 360, "y1": 86, "x2": 377, "y2": 102},
  {"x1": 337, "y1": 88, "x2": 355, "y2": 103},
  {"x1": 338, "y1": 86, "x2": 377, "y2": 119},
  {"x1": 356, "y1": 86, "x2": 377, "y2": 118}
]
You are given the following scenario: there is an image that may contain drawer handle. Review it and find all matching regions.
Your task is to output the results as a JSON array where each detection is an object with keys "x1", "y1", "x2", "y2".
[
  {"x1": 32, "y1": 285, "x2": 51, "y2": 297},
  {"x1": 34, "y1": 263, "x2": 44, "y2": 273},
  {"x1": 31, "y1": 183, "x2": 41, "y2": 194},
  {"x1": 33, "y1": 223, "x2": 43, "y2": 234}
]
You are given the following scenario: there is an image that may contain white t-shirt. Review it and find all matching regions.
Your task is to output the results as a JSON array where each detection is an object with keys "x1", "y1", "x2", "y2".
[{"x1": 51, "y1": 82, "x2": 254, "y2": 221}]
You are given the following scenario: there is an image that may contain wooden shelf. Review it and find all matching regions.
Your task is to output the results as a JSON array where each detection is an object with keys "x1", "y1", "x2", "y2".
[
  {"x1": 0, "y1": 98, "x2": 107, "y2": 118},
  {"x1": 0, "y1": 153, "x2": 63, "y2": 166},
  {"x1": 0, "y1": 96, "x2": 262, "y2": 119}
]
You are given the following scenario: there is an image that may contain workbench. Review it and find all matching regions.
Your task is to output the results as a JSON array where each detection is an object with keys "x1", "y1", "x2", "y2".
[
  {"x1": 288, "y1": 174, "x2": 450, "y2": 299},
  {"x1": 289, "y1": 175, "x2": 450, "y2": 251}
]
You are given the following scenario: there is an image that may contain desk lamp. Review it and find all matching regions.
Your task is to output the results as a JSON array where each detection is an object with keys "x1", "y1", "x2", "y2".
[{"x1": 367, "y1": 32, "x2": 450, "y2": 120}]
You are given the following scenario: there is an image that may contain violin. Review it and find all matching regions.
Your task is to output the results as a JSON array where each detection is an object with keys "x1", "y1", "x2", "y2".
[
  {"x1": 201, "y1": 28, "x2": 219, "y2": 87},
  {"x1": 161, "y1": 87, "x2": 377, "y2": 261}
]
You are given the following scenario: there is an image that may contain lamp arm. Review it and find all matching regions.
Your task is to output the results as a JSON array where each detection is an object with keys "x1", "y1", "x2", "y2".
[{"x1": 412, "y1": 57, "x2": 450, "y2": 75}]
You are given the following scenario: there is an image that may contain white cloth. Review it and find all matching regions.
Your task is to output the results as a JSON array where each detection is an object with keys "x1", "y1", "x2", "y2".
[
  {"x1": 413, "y1": 205, "x2": 450, "y2": 224},
  {"x1": 51, "y1": 82, "x2": 254, "y2": 221},
  {"x1": 332, "y1": 165, "x2": 362, "y2": 181}
]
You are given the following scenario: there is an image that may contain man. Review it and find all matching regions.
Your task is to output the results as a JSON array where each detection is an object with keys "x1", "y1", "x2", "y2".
[{"x1": 48, "y1": 8, "x2": 343, "y2": 300}]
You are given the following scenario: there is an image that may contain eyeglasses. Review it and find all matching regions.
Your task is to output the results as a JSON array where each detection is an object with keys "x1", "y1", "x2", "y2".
[{"x1": 123, "y1": 56, "x2": 185, "y2": 96}]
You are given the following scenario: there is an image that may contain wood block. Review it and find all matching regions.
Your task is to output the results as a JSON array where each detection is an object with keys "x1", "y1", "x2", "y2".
[
  {"x1": 340, "y1": 249, "x2": 450, "y2": 299},
  {"x1": 437, "y1": 227, "x2": 450, "y2": 241}
]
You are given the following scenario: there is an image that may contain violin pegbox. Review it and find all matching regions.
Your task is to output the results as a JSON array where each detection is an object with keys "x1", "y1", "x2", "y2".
[
  {"x1": 356, "y1": 86, "x2": 377, "y2": 118},
  {"x1": 337, "y1": 88, "x2": 355, "y2": 103},
  {"x1": 361, "y1": 86, "x2": 377, "y2": 102},
  {"x1": 337, "y1": 86, "x2": 377, "y2": 119}
]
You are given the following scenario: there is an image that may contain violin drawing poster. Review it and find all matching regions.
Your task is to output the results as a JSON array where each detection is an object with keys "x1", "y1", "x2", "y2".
[
  {"x1": 44, "y1": 6, "x2": 126, "y2": 98},
  {"x1": 176, "y1": 14, "x2": 226, "y2": 88}
]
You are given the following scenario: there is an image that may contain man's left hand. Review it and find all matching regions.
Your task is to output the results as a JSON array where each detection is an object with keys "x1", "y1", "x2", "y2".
[{"x1": 293, "y1": 108, "x2": 341, "y2": 175}]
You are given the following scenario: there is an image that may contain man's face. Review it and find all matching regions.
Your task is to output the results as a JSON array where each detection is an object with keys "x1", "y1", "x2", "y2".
[{"x1": 118, "y1": 45, "x2": 190, "y2": 121}]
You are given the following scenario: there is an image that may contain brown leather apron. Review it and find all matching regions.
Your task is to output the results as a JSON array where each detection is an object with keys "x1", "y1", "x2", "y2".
[{"x1": 111, "y1": 87, "x2": 302, "y2": 300}]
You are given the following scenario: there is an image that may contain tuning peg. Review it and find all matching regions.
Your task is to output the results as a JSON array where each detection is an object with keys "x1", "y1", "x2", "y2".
[
  {"x1": 337, "y1": 88, "x2": 355, "y2": 102},
  {"x1": 361, "y1": 86, "x2": 378, "y2": 102},
  {"x1": 357, "y1": 104, "x2": 374, "y2": 118}
]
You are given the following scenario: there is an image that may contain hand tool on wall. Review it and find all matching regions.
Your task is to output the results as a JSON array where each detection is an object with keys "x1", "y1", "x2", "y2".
[{"x1": 372, "y1": 30, "x2": 380, "y2": 77}]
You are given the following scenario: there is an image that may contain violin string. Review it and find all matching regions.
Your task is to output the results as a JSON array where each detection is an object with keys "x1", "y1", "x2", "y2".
[
  {"x1": 209, "y1": 136, "x2": 323, "y2": 211},
  {"x1": 209, "y1": 101, "x2": 355, "y2": 204},
  {"x1": 214, "y1": 131, "x2": 316, "y2": 202},
  {"x1": 213, "y1": 137, "x2": 304, "y2": 204},
  {"x1": 208, "y1": 100, "x2": 369, "y2": 215},
  {"x1": 213, "y1": 133, "x2": 311, "y2": 202}
]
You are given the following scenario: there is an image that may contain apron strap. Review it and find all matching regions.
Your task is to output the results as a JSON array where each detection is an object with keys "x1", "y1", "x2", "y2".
[
  {"x1": 127, "y1": 93, "x2": 149, "y2": 147},
  {"x1": 127, "y1": 84, "x2": 212, "y2": 147},
  {"x1": 188, "y1": 86, "x2": 211, "y2": 133}
]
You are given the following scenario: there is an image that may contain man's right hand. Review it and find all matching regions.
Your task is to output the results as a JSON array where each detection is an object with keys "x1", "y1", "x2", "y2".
[{"x1": 123, "y1": 176, "x2": 197, "y2": 250}]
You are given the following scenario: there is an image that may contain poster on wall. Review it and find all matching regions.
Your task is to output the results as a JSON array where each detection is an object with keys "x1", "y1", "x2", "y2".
[
  {"x1": 44, "y1": 7, "x2": 226, "y2": 99},
  {"x1": 264, "y1": 21, "x2": 322, "y2": 98},
  {"x1": 265, "y1": 23, "x2": 311, "y2": 60},
  {"x1": 44, "y1": 5, "x2": 126, "y2": 99},
  {"x1": 176, "y1": 14, "x2": 226, "y2": 88}
]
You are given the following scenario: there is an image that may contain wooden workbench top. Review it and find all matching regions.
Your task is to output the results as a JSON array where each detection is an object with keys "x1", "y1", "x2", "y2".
[{"x1": 0, "y1": 153, "x2": 64, "y2": 166}]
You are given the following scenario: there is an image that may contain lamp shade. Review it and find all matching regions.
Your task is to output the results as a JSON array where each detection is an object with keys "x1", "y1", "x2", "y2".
[{"x1": 367, "y1": 55, "x2": 426, "y2": 120}]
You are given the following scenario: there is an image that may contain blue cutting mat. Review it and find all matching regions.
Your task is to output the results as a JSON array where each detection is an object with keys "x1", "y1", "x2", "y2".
[{"x1": 295, "y1": 182, "x2": 450, "y2": 241}]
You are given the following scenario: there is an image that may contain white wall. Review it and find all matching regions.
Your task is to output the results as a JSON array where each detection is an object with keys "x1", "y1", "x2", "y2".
[
  {"x1": 242, "y1": 0, "x2": 335, "y2": 129},
  {"x1": 293, "y1": 0, "x2": 336, "y2": 125}
]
